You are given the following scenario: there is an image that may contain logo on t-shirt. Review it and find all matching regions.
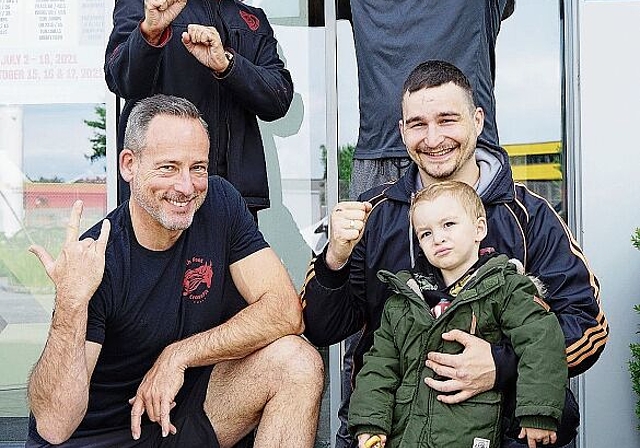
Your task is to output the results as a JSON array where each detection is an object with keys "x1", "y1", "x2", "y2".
[{"x1": 182, "y1": 257, "x2": 213, "y2": 303}]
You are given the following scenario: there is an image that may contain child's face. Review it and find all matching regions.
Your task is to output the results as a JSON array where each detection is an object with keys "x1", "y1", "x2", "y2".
[{"x1": 413, "y1": 195, "x2": 487, "y2": 281}]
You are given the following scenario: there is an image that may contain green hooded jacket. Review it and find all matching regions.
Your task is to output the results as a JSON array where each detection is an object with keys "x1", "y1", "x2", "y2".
[{"x1": 348, "y1": 255, "x2": 567, "y2": 448}]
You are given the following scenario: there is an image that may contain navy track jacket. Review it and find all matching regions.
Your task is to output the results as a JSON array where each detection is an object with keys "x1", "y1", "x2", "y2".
[{"x1": 302, "y1": 141, "x2": 608, "y2": 383}]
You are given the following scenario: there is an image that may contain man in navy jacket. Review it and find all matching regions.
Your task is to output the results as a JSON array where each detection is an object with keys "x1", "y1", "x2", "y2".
[
  {"x1": 105, "y1": 0, "x2": 293, "y2": 217},
  {"x1": 301, "y1": 60, "x2": 608, "y2": 448}
]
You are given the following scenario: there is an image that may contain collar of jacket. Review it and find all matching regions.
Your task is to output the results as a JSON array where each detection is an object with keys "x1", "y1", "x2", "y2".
[
  {"x1": 378, "y1": 255, "x2": 517, "y2": 313},
  {"x1": 377, "y1": 269, "x2": 430, "y2": 311}
]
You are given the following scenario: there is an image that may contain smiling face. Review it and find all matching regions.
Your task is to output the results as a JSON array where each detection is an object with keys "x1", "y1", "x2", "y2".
[
  {"x1": 400, "y1": 82, "x2": 484, "y2": 186},
  {"x1": 120, "y1": 114, "x2": 209, "y2": 248},
  {"x1": 413, "y1": 193, "x2": 487, "y2": 286}
]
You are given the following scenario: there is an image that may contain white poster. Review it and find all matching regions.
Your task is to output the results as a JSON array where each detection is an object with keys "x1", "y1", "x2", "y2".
[{"x1": 0, "y1": 0, "x2": 105, "y2": 104}]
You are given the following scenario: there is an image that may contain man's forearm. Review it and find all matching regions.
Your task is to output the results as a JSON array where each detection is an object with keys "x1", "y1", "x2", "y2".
[
  {"x1": 522, "y1": 188, "x2": 608, "y2": 376},
  {"x1": 28, "y1": 302, "x2": 91, "y2": 444},
  {"x1": 491, "y1": 341, "x2": 517, "y2": 391},
  {"x1": 169, "y1": 291, "x2": 303, "y2": 369},
  {"x1": 105, "y1": 27, "x2": 166, "y2": 99},
  {"x1": 221, "y1": 54, "x2": 293, "y2": 120}
]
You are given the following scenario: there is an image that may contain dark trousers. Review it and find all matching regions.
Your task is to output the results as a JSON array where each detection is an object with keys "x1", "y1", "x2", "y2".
[{"x1": 335, "y1": 332, "x2": 359, "y2": 448}]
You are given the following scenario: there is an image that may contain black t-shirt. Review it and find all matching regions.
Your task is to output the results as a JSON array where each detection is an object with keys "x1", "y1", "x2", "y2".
[{"x1": 74, "y1": 176, "x2": 268, "y2": 435}]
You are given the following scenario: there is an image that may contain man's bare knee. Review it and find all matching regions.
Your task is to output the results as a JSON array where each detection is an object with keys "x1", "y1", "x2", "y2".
[
  {"x1": 241, "y1": 337, "x2": 323, "y2": 447},
  {"x1": 265, "y1": 336, "x2": 324, "y2": 390},
  {"x1": 205, "y1": 337, "x2": 323, "y2": 447}
]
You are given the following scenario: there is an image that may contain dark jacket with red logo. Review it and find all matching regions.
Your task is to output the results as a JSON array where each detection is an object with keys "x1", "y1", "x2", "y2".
[{"x1": 105, "y1": 0, "x2": 293, "y2": 210}]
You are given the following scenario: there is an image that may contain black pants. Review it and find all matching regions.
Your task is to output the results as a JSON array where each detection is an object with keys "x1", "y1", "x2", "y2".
[
  {"x1": 335, "y1": 332, "x2": 359, "y2": 448},
  {"x1": 27, "y1": 366, "x2": 255, "y2": 448}
]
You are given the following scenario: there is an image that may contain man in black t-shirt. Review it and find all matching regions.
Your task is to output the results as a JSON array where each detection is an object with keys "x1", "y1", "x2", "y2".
[{"x1": 25, "y1": 94, "x2": 323, "y2": 448}]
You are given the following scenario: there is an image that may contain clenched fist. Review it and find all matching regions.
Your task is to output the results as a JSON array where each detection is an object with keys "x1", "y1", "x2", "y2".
[
  {"x1": 141, "y1": 0, "x2": 187, "y2": 45},
  {"x1": 181, "y1": 24, "x2": 230, "y2": 74}
]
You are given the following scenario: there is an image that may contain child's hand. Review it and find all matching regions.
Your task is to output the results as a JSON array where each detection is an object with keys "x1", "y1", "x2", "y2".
[
  {"x1": 519, "y1": 427, "x2": 557, "y2": 448},
  {"x1": 358, "y1": 433, "x2": 386, "y2": 448}
]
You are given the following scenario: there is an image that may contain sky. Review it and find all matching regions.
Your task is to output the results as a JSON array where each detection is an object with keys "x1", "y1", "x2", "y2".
[{"x1": 21, "y1": 104, "x2": 107, "y2": 181}]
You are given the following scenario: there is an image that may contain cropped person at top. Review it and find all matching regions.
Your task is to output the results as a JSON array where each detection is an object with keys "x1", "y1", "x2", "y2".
[{"x1": 105, "y1": 0, "x2": 294, "y2": 217}]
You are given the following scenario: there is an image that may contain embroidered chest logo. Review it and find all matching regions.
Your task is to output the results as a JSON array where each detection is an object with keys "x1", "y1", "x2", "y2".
[
  {"x1": 182, "y1": 257, "x2": 213, "y2": 303},
  {"x1": 240, "y1": 10, "x2": 260, "y2": 31}
]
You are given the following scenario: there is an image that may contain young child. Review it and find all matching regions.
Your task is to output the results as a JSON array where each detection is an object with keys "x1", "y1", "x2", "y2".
[{"x1": 348, "y1": 181, "x2": 567, "y2": 448}]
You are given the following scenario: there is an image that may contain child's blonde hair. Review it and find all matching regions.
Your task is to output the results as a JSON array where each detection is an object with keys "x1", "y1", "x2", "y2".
[{"x1": 410, "y1": 181, "x2": 486, "y2": 230}]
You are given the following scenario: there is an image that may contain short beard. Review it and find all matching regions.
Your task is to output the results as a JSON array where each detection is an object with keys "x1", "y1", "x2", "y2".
[
  {"x1": 131, "y1": 179, "x2": 204, "y2": 231},
  {"x1": 420, "y1": 144, "x2": 475, "y2": 180}
]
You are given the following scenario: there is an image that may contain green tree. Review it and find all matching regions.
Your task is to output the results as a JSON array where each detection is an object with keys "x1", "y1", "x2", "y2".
[
  {"x1": 320, "y1": 143, "x2": 356, "y2": 199},
  {"x1": 84, "y1": 104, "x2": 106, "y2": 163}
]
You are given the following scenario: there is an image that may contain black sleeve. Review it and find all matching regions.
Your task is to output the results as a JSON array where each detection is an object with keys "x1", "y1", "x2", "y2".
[
  {"x1": 521, "y1": 188, "x2": 608, "y2": 376},
  {"x1": 491, "y1": 340, "x2": 518, "y2": 391},
  {"x1": 104, "y1": 0, "x2": 165, "y2": 99}
]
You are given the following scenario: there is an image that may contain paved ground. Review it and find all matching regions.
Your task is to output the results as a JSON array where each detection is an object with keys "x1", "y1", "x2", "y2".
[{"x1": 0, "y1": 417, "x2": 27, "y2": 444}]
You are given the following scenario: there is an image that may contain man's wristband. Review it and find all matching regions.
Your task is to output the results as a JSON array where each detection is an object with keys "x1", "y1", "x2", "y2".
[{"x1": 214, "y1": 50, "x2": 234, "y2": 78}]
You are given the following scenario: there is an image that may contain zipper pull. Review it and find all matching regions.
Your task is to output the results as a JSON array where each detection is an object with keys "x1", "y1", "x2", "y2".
[{"x1": 469, "y1": 311, "x2": 477, "y2": 335}]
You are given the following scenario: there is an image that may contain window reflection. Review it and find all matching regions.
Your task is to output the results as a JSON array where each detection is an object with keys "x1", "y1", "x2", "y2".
[
  {"x1": 0, "y1": 2, "x2": 107, "y2": 439},
  {"x1": 244, "y1": 4, "x2": 334, "y2": 448},
  {"x1": 495, "y1": 0, "x2": 565, "y2": 215},
  {"x1": 0, "y1": 103, "x2": 107, "y2": 440},
  {"x1": 505, "y1": 141, "x2": 563, "y2": 213}
]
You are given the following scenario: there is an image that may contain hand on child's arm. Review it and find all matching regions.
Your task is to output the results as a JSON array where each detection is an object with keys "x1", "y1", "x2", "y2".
[
  {"x1": 519, "y1": 427, "x2": 557, "y2": 448},
  {"x1": 358, "y1": 433, "x2": 386, "y2": 448},
  {"x1": 424, "y1": 329, "x2": 495, "y2": 403}
]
